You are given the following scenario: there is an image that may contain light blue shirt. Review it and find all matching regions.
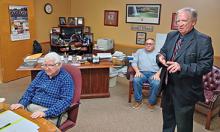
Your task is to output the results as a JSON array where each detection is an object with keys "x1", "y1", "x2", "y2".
[{"x1": 132, "y1": 48, "x2": 159, "y2": 72}]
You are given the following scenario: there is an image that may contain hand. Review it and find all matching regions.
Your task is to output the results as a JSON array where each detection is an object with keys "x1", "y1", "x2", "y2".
[
  {"x1": 158, "y1": 54, "x2": 168, "y2": 67},
  {"x1": 166, "y1": 61, "x2": 181, "y2": 73},
  {"x1": 31, "y1": 111, "x2": 46, "y2": 118},
  {"x1": 151, "y1": 72, "x2": 160, "y2": 80},
  {"x1": 10, "y1": 104, "x2": 24, "y2": 110},
  {"x1": 134, "y1": 71, "x2": 143, "y2": 77}
]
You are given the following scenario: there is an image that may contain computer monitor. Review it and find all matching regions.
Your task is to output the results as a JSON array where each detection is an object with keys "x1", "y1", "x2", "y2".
[{"x1": 96, "y1": 38, "x2": 113, "y2": 51}]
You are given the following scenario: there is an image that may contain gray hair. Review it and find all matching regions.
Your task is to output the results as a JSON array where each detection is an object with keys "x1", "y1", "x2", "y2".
[
  {"x1": 176, "y1": 7, "x2": 198, "y2": 21},
  {"x1": 44, "y1": 52, "x2": 62, "y2": 64}
]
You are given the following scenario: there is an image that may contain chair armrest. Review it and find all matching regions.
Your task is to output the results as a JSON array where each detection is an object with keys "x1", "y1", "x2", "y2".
[
  {"x1": 67, "y1": 102, "x2": 80, "y2": 112},
  {"x1": 213, "y1": 86, "x2": 220, "y2": 95},
  {"x1": 56, "y1": 102, "x2": 80, "y2": 127},
  {"x1": 126, "y1": 65, "x2": 135, "y2": 80}
]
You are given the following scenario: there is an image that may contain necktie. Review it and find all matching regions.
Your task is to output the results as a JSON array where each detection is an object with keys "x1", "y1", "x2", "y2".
[{"x1": 172, "y1": 37, "x2": 183, "y2": 61}]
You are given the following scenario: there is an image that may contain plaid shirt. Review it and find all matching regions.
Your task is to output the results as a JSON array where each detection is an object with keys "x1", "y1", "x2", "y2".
[{"x1": 19, "y1": 68, "x2": 74, "y2": 117}]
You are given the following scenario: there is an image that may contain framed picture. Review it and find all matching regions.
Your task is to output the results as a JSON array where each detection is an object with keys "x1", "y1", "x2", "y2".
[
  {"x1": 136, "y1": 32, "x2": 146, "y2": 45},
  {"x1": 59, "y1": 17, "x2": 66, "y2": 25},
  {"x1": 126, "y1": 4, "x2": 161, "y2": 24},
  {"x1": 104, "y1": 10, "x2": 119, "y2": 26},
  {"x1": 77, "y1": 17, "x2": 84, "y2": 26},
  {"x1": 83, "y1": 26, "x2": 90, "y2": 33},
  {"x1": 84, "y1": 33, "x2": 93, "y2": 42},
  {"x1": 51, "y1": 27, "x2": 60, "y2": 33},
  {"x1": 171, "y1": 13, "x2": 178, "y2": 30},
  {"x1": 67, "y1": 17, "x2": 75, "y2": 25}
]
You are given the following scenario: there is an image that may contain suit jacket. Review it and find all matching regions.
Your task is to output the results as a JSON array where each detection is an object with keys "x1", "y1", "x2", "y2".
[{"x1": 157, "y1": 28, "x2": 214, "y2": 105}]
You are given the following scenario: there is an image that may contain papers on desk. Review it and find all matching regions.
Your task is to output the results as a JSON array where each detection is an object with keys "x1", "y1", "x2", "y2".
[
  {"x1": 97, "y1": 53, "x2": 112, "y2": 59},
  {"x1": 0, "y1": 110, "x2": 39, "y2": 132},
  {"x1": 24, "y1": 53, "x2": 42, "y2": 61}
]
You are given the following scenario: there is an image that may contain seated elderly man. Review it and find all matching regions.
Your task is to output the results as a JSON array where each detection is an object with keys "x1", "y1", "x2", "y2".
[{"x1": 10, "y1": 52, "x2": 74, "y2": 124}]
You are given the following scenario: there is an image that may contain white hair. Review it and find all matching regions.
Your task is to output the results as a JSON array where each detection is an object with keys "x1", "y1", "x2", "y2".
[
  {"x1": 44, "y1": 52, "x2": 62, "y2": 64},
  {"x1": 177, "y1": 7, "x2": 198, "y2": 21}
]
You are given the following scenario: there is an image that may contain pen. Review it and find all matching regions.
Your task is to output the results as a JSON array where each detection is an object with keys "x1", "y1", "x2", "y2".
[{"x1": 0, "y1": 123, "x2": 11, "y2": 130}]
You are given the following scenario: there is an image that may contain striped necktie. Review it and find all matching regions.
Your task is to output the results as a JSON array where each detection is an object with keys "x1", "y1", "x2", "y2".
[{"x1": 172, "y1": 37, "x2": 183, "y2": 61}]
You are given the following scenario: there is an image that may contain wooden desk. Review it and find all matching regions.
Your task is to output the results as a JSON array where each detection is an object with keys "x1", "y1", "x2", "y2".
[
  {"x1": 0, "y1": 103, "x2": 60, "y2": 132},
  {"x1": 17, "y1": 61, "x2": 113, "y2": 99}
]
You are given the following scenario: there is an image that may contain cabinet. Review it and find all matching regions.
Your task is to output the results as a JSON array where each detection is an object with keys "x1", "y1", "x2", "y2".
[{"x1": 50, "y1": 25, "x2": 93, "y2": 55}]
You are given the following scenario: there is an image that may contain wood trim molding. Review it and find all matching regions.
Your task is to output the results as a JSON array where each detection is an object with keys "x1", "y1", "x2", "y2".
[{"x1": 40, "y1": 41, "x2": 50, "y2": 45}]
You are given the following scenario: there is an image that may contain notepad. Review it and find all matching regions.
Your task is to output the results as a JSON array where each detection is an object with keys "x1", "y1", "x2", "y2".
[{"x1": 0, "y1": 110, "x2": 39, "y2": 132}]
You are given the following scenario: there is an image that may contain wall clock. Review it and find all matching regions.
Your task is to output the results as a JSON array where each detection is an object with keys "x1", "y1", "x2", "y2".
[{"x1": 44, "y1": 3, "x2": 53, "y2": 14}]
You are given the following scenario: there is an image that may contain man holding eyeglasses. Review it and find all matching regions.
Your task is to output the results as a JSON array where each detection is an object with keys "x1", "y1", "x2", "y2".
[
  {"x1": 131, "y1": 38, "x2": 160, "y2": 110},
  {"x1": 10, "y1": 52, "x2": 74, "y2": 124}
]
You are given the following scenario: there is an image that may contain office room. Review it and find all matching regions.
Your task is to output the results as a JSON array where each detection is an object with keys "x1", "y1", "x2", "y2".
[{"x1": 0, "y1": 0, "x2": 220, "y2": 132}]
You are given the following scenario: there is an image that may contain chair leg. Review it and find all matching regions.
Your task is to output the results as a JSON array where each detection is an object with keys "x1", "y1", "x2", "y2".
[
  {"x1": 128, "y1": 87, "x2": 132, "y2": 103},
  {"x1": 219, "y1": 109, "x2": 220, "y2": 117},
  {"x1": 205, "y1": 110, "x2": 212, "y2": 130},
  {"x1": 128, "y1": 81, "x2": 132, "y2": 103}
]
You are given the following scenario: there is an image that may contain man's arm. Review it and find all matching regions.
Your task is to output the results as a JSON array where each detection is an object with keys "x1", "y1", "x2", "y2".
[
  {"x1": 179, "y1": 36, "x2": 213, "y2": 77},
  {"x1": 131, "y1": 50, "x2": 143, "y2": 77},
  {"x1": 10, "y1": 71, "x2": 43, "y2": 110}
]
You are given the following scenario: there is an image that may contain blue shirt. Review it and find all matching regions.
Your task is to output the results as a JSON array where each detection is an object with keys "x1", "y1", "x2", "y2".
[
  {"x1": 132, "y1": 48, "x2": 159, "y2": 72},
  {"x1": 19, "y1": 68, "x2": 74, "y2": 118}
]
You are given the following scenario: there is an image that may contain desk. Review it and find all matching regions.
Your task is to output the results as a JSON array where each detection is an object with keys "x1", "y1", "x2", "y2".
[
  {"x1": 0, "y1": 103, "x2": 60, "y2": 132},
  {"x1": 17, "y1": 61, "x2": 113, "y2": 99}
]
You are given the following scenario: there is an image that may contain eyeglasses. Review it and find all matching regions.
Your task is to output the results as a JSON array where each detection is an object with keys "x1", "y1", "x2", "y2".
[
  {"x1": 41, "y1": 63, "x2": 59, "y2": 68},
  {"x1": 145, "y1": 43, "x2": 154, "y2": 46}
]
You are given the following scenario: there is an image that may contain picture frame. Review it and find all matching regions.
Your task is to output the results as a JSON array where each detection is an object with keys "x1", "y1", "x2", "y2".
[
  {"x1": 84, "y1": 33, "x2": 93, "y2": 42},
  {"x1": 83, "y1": 26, "x2": 91, "y2": 33},
  {"x1": 67, "y1": 17, "x2": 75, "y2": 25},
  {"x1": 51, "y1": 27, "x2": 60, "y2": 33},
  {"x1": 136, "y1": 32, "x2": 146, "y2": 45},
  {"x1": 171, "y1": 13, "x2": 178, "y2": 30},
  {"x1": 77, "y1": 17, "x2": 84, "y2": 26},
  {"x1": 59, "y1": 17, "x2": 66, "y2": 25},
  {"x1": 104, "y1": 10, "x2": 119, "y2": 26},
  {"x1": 126, "y1": 4, "x2": 161, "y2": 25}
]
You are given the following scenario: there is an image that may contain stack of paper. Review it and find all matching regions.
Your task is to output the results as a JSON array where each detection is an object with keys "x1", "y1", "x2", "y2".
[
  {"x1": 24, "y1": 53, "x2": 42, "y2": 62},
  {"x1": 97, "y1": 53, "x2": 112, "y2": 59},
  {"x1": 0, "y1": 110, "x2": 39, "y2": 132}
]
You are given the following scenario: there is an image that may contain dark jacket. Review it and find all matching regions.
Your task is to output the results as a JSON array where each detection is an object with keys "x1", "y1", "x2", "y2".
[{"x1": 157, "y1": 28, "x2": 214, "y2": 105}]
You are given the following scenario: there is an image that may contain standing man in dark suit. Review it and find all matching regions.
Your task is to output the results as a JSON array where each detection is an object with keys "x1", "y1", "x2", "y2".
[{"x1": 157, "y1": 7, "x2": 214, "y2": 132}]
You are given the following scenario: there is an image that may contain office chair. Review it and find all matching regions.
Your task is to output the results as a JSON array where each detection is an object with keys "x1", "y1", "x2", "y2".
[
  {"x1": 57, "y1": 64, "x2": 82, "y2": 132},
  {"x1": 126, "y1": 63, "x2": 150, "y2": 103},
  {"x1": 195, "y1": 65, "x2": 220, "y2": 130}
]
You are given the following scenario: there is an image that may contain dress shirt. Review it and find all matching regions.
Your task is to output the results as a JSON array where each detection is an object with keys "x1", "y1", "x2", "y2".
[{"x1": 19, "y1": 68, "x2": 74, "y2": 117}]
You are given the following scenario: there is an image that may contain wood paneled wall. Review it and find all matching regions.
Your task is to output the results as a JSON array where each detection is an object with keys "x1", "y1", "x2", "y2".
[{"x1": 0, "y1": 0, "x2": 35, "y2": 82}]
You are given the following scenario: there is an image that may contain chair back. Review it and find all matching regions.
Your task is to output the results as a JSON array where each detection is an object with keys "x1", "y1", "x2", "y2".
[
  {"x1": 203, "y1": 66, "x2": 220, "y2": 91},
  {"x1": 59, "y1": 64, "x2": 82, "y2": 131}
]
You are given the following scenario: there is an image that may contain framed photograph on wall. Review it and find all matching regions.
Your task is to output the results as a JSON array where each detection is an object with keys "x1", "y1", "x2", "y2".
[
  {"x1": 104, "y1": 10, "x2": 119, "y2": 26},
  {"x1": 126, "y1": 4, "x2": 161, "y2": 24},
  {"x1": 59, "y1": 17, "x2": 66, "y2": 25},
  {"x1": 77, "y1": 17, "x2": 84, "y2": 26},
  {"x1": 67, "y1": 17, "x2": 75, "y2": 25},
  {"x1": 136, "y1": 32, "x2": 146, "y2": 45},
  {"x1": 171, "y1": 13, "x2": 178, "y2": 30},
  {"x1": 83, "y1": 26, "x2": 91, "y2": 33}
]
